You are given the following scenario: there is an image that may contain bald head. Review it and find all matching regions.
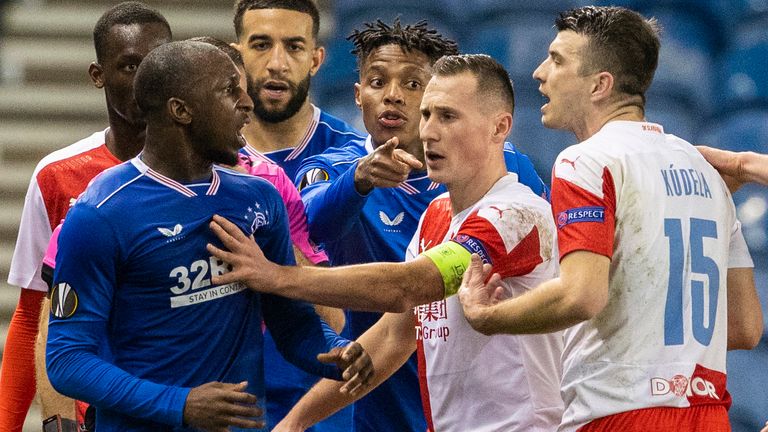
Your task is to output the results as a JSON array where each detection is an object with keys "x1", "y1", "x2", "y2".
[{"x1": 134, "y1": 40, "x2": 235, "y2": 116}]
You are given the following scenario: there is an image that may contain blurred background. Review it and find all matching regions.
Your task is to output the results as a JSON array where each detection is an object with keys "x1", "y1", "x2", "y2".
[{"x1": 0, "y1": 0, "x2": 766, "y2": 430}]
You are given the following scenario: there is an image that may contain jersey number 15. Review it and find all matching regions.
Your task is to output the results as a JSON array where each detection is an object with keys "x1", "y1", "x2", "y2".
[{"x1": 664, "y1": 218, "x2": 720, "y2": 347}]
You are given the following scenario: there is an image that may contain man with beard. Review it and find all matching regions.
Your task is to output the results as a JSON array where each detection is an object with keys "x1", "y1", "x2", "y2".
[
  {"x1": 231, "y1": 2, "x2": 361, "y2": 429},
  {"x1": 45, "y1": 40, "x2": 371, "y2": 432},
  {"x1": 1, "y1": 3, "x2": 171, "y2": 429},
  {"x1": 232, "y1": 0, "x2": 363, "y2": 180}
]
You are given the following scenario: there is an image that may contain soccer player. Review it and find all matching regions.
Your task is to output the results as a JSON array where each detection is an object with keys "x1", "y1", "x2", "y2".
[
  {"x1": 208, "y1": 54, "x2": 564, "y2": 431},
  {"x1": 232, "y1": 0, "x2": 364, "y2": 180},
  {"x1": 232, "y1": 2, "x2": 362, "y2": 427},
  {"x1": 45, "y1": 41, "x2": 371, "y2": 432},
  {"x1": 188, "y1": 36, "x2": 330, "y2": 271},
  {"x1": 457, "y1": 6, "x2": 763, "y2": 431},
  {"x1": 1, "y1": 2, "x2": 171, "y2": 429},
  {"x1": 697, "y1": 146, "x2": 768, "y2": 192},
  {"x1": 288, "y1": 19, "x2": 549, "y2": 432}
]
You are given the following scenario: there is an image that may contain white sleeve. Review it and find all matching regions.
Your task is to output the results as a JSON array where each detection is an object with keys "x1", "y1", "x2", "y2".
[
  {"x1": 727, "y1": 219, "x2": 754, "y2": 269},
  {"x1": 404, "y1": 212, "x2": 428, "y2": 263},
  {"x1": 7, "y1": 175, "x2": 52, "y2": 292}
]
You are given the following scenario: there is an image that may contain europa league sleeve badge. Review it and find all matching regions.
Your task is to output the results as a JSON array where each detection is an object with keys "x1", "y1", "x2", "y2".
[{"x1": 50, "y1": 282, "x2": 79, "y2": 319}]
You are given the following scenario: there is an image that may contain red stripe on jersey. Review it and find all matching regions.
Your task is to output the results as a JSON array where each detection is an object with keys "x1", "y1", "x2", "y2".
[
  {"x1": 416, "y1": 337, "x2": 436, "y2": 432},
  {"x1": 37, "y1": 144, "x2": 120, "y2": 231},
  {"x1": 552, "y1": 166, "x2": 616, "y2": 259},
  {"x1": 418, "y1": 197, "x2": 452, "y2": 253},
  {"x1": 577, "y1": 405, "x2": 730, "y2": 432},
  {"x1": 455, "y1": 212, "x2": 543, "y2": 278}
]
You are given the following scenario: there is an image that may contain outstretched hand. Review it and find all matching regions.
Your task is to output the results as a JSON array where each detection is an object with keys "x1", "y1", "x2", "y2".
[
  {"x1": 207, "y1": 214, "x2": 281, "y2": 294},
  {"x1": 354, "y1": 137, "x2": 423, "y2": 194},
  {"x1": 696, "y1": 145, "x2": 744, "y2": 193},
  {"x1": 183, "y1": 381, "x2": 263, "y2": 432},
  {"x1": 317, "y1": 342, "x2": 373, "y2": 396},
  {"x1": 458, "y1": 254, "x2": 505, "y2": 335}
]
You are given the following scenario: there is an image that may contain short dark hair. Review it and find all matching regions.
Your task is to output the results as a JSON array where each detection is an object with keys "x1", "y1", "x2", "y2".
[
  {"x1": 93, "y1": 1, "x2": 171, "y2": 62},
  {"x1": 348, "y1": 19, "x2": 459, "y2": 70},
  {"x1": 555, "y1": 6, "x2": 660, "y2": 101},
  {"x1": 187, "y1": 36, "x2": 243, "y2": 66},
  {"x1": 233, "y1": 0, "x2": 320, "y2": 39},
  {"x1": 134, "y1": 41, "x2": 229, "y2": 115},
  {"x1": 433, "y1": 54, "x2": 515, "y2": 115}
]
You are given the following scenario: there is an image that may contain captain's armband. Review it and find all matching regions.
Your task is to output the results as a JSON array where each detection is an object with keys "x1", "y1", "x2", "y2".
[{"x1": 420, "y1": 241, "x2": 472, "y2": 298}]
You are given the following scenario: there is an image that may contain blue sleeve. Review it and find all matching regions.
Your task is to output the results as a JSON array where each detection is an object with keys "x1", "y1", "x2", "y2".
[
  {"x1": 46, "y1": 205, "x2": 189, "y2": 426},
  {"x1": 257, "y1": 187, "x2": 349, "y2": 379},
  {"x1": 262, "y1": 294, "x2": 348, "y2": 380},
  {"x1": 298, "y1": 159, "x2": 369, "y2": 243},
  {"x1": 504, "y1": 142, "x2": 550, "y2": 202}
]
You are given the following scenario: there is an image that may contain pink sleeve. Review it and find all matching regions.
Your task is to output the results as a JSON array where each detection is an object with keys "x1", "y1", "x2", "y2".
[
  {"x1": 238, "y1": 155, "x2": 328, "y2": 264},
  {"x1": 43, "y1": 222, "x2": 64, "y2": 269}
]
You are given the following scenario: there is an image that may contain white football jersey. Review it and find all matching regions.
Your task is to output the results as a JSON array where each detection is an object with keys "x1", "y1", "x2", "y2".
[
  {"x1": 406, "y1": 175, "x2": 564, "y2": 432},
  {"x1": 550, "y1": 121, "x2": 753, "y2": 431}
]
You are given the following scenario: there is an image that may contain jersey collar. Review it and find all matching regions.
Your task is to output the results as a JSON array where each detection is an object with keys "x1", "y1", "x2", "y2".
[{"x1": 132, "y1": 156, "x2": 221, "y2": 197}]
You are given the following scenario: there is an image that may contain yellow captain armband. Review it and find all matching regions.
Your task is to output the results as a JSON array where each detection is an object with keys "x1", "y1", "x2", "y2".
[{"x1": 420, "y1": 241, "x2": 472, "y2": 298}]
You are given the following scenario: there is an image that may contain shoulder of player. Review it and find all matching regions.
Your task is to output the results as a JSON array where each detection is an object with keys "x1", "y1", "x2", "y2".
[
  {"x1": 67, "y1": 162, "x2": 139, "y2": 212},
  {"x1": 298, "y1": 138, "x2": 367, "y2": 174},
  {"x1": 34, "y1": 129, "x2": 108, "y2": 179},
  {"x1": 316, "y1": 110, "x2": 365, "y2": 141}
]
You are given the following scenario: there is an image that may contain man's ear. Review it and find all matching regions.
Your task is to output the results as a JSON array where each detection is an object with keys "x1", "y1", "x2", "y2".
[
  {"x1": 492, "y1": 112, "x2": 513, "y2": 142},
  {"x1": 168, "y1": 97, "x2": 192, "y2": 124},
  {"x1": 309, "y1": 46, "x2": 326, "y2": 76},
  {"x1": 354, "y1": 83, "x2": 362, "y2": 109},
  {"x1": 89, "y1": 62, "x2": 105, "y2": 89},
  {"x1": 591, "y1": 71, "x2": 615, "y2": 102}
]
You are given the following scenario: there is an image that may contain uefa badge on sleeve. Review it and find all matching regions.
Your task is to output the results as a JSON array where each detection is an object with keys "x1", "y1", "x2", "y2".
[{"x1": 50, "y1": 282, "x2": 78, "y2": 319}]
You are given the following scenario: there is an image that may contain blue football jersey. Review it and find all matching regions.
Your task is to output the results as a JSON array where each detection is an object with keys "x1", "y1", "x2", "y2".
[
  {"x1": 240, "y1": 106, "x2": 363, "y2": 432},
  {"x1": 47, "y1": 158, "x2": 348, "y2": 432},
  {"x1": 296, "y1": 136, "x2": 549, "y2": 432},
  {"x1": 241, "y1": 106, "x2": 365, "y2": 182}
]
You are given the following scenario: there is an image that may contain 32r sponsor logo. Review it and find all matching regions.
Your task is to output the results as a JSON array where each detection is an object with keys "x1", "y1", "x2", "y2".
[{"x1": 169, "y1": 256, "x2": 231, "y2": 295}]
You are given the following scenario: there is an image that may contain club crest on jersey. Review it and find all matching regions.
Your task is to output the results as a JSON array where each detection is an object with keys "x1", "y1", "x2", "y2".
[
  {"x1": 298, "y1": 168, "x2": 329, "y2": 191},
  {"x1": 250, "y1": 212, "x2": 268, "y2": 232},
  {"x1": 379, "y1": 211, "x2": 404, "y2": 227},
  {"x1": 557, "y1": 206, "x2": 605, "y2": 228},
  {"x1": 50, "y1": 282, "x2": 78, "y2": 319}
]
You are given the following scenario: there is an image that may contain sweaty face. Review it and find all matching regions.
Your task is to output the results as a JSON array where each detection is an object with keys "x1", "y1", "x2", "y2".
[
  {"x1": 98, "y1": 22, "x2": 171, "y2": 127},
  {"x1": 419, "y1": 73, "x2": 496, "y2": 188},
  {"x1": 532, "y1": 30, "x2": 593, "y2": 133},
  {"x1": 237, "y1": 8, "x2": 321, "y2": 123},
  {"x1": 355, "y1": 44, "x2": 432, "y2": 150},
  {"x1": 189, "y1": 56, "x2": 254, "y2": 166}
]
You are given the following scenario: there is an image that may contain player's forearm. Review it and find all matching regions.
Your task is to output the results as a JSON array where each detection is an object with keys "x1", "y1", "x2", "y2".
[
  {"x1": 739, "y1": 151, "x2": 768, "y2": 186},
  {"x1": 472, "y1": 277, "x2": 597, "y2": 335},
  {"x1": 47, "y1": 323, "x2": 190, "y2": 425},
  {"x1": 280, "y1": 313, "x2": 416, "y2": 429},
  {"x1": 726, "y1": 267, "x2": 763, "y2": 350},
  {"x1": 275, "y1": 259, "x2": 443, "y2": 312},
  {"x1": 36, "y1": 299, "x2": 77, "y2": 420}
]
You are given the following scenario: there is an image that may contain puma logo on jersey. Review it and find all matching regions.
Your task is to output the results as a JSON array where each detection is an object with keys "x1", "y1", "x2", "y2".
[
  {"x1": 69, "y1": 197, "x2": 77, "y2": 207},
  {"x1": 158, "y1": 224, "x2": 183, "y2": 237},
  {"x1": 380, "y1": 211, "x2": 404, "y2": 226},
  {"x1": 560, "y1": 156, "x2": 581, "y2": 169}
]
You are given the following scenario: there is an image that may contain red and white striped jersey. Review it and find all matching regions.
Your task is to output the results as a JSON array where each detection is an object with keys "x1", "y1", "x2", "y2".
[
  {"x1": 551, "y1": 121, "x2": 753, "y2": 431},
  {"x1": 9, "y1": 129, "x2": 119, "y2": 292},
  {"x1": 407, "y1": 174, "x2": 564, "y2": 432}
]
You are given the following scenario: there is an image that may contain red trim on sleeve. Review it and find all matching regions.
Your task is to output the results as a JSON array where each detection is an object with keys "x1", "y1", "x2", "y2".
[
  {"x1": 552, "y1": 167, "x2": 616, "y2": 260},
  {"x1": 455, "y1": 212, "x2": 544, "y2": 278},
  {"x1": 416, "y1": 338, "x2": 436, "y2": 432}
]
